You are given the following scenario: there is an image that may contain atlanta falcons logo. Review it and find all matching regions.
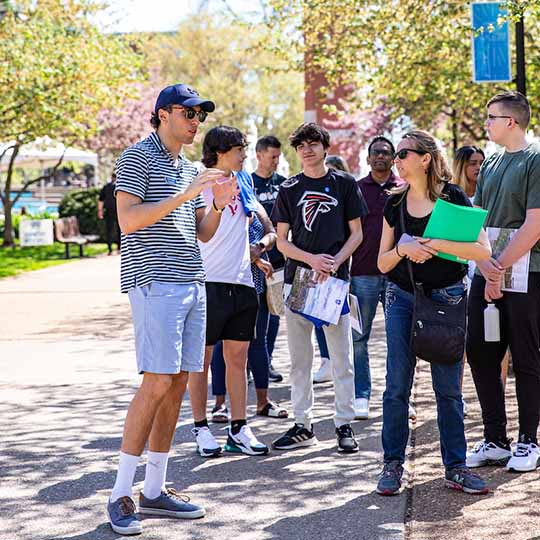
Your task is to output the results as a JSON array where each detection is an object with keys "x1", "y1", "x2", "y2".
[{"x1": 297, "y1": 191, "x2": 338, "y2": 232}]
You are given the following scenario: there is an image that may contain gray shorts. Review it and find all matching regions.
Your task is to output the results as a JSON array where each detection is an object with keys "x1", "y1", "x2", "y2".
[{"x1": 128, "y1": 281, "x2": 206, "y2": 374}]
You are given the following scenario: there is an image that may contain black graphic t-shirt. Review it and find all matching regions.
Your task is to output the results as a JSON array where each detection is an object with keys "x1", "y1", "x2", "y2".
[
  {"x1": 271, "y1": 169, "x2": 368, "y2": 284},
  {"x1": 252, "y1": 171, "x2": 287, "y2": 269},
  {"x1": 252, "y1": 171, "x2": 286, "y2": 216}
]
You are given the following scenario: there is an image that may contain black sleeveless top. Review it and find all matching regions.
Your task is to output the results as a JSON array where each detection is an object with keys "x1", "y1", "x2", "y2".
[{"x1": 383, "y1": 183, "x2": 471, "y2": 293}]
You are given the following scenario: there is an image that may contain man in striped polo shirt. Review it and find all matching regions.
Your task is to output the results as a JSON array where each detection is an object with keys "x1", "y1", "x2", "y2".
[{"x1": 107, "y1": 84, "x2": 236, "y2": 536}]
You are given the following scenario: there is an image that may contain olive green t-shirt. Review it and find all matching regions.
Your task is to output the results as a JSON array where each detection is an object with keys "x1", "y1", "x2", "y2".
[{"x1": 474, "y1": 143, "x2": 540, "y2": 272}]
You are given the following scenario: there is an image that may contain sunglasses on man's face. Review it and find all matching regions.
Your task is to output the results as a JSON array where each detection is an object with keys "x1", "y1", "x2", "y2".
[
  {"x1": 171, "y1": 106, "x2": 208, "y2": 123},
  {"x1": 394, "y1": 148, "x2": 426, "y2": 160},
  {"x1": 369, "y1": 149, "x2": 393, "y2": 157}
]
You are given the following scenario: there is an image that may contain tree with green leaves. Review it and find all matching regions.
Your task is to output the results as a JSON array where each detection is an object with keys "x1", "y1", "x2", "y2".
[
  {"x1": 264, "y1": 0, "x2": 540, "y2": 152},
  {"x1": 0, "y1": 0, "x2": 146, "y2": 246},
  {"x1": 148, "y1": 13, "x2": 304, "y2": 170}
]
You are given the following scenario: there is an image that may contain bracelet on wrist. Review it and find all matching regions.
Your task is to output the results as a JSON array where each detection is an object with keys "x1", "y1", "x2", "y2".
[
  {"x1": 395, "y1": 244, "x2": 404, "y2": 258},
  {"x1": 212, "y1": 199, "x2": 224, "y2": 213}
]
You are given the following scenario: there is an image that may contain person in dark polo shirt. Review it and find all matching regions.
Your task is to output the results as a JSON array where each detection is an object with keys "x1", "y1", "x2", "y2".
[{"x1": 350, "y1": 136, "x2": 399, "y2": 419}]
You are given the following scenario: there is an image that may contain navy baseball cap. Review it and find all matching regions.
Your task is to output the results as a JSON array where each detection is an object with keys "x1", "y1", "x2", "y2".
[{"x1": 154, "y1": 84, "x2": 215, "y2": 114}]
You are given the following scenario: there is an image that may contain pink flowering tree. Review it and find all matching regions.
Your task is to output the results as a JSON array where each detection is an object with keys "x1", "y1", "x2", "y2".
[
  {"x1": 84, "y1": 72, "x2": 164, "y2": 180},
  {"x1": 322, "y1": 101, "x2": 393, "y2": 175}
]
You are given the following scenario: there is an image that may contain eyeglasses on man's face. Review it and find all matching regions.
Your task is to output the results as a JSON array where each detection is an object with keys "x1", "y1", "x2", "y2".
[
  {"x1": 170, "y1": 106, "x2": 208, "y2": 123},
  {"x1": 486, "y1": 114, "x2": 518, "y2": 124}
]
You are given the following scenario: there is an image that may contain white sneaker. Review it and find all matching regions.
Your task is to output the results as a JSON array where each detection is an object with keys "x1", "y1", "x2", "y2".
[
  {"x1": 506, "y1": 442, "x2": 540, "y2": 472},
  {"x1": 408, "y1": 405, "x2": 417, "y2": 422},
  {"x1": 354, "y1": 398, "x2": 369, "y2": 419},
  {"x1": 192, "y1": 426, "x2": 222, "y2": 458},
  {"x1": 462, "y1": 398, "x2": 468, "y2": 417},
  {"x1": 313, "y1": 357, "x2": 332, "y2": 383},
  {"x1": 225, "y1": 425, "x2": 269, "y2": 456},
  {"x1": 466, "y1": 440, "x2": 512, "y2": 468}
]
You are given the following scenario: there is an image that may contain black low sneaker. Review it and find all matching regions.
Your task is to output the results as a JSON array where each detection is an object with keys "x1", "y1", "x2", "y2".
[
  {"x1": 272, "y1": 423, "x2": 317, "y2": 450},
  {"x1": 268, "y1": 364, "x2": 284, "y2": 383},
  {"x1": 336, "y1": 424, "x2": 359, "y2": 453}
]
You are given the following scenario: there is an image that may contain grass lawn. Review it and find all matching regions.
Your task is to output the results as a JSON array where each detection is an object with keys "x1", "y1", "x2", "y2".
[{"x1": 0, "y1": 243, "x2": 110, "y2": 279}]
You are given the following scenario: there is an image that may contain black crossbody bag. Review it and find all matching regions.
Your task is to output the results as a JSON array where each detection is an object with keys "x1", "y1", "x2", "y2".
[{"x1": 399, "y1": 200, "x2": 467, "y2": 365}]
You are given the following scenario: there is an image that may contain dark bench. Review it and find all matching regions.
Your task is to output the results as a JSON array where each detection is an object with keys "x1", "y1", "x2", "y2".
[{"x1": 54, "y1": 216, "x2": 99, "y2": 259}]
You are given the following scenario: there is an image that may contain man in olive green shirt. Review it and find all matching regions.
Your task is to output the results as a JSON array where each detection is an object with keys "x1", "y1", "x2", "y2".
[{"x1": 466, "y1": 91, "x2": 540, "y2": 473}]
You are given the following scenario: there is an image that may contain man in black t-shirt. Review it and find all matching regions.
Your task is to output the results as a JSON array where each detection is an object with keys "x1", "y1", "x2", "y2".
[
  {"x1": 252, "y1": 135, "x2": 286, "y2": 218},
  {"x1": 98, "y1": 173, "x2": 120, "y2": 254},
  {"x1": 271, "y1": 123, "x2": 368, "y2": 454},
  {"x1": 252, "y1": 135, "x2": 287, "y2": 382}
]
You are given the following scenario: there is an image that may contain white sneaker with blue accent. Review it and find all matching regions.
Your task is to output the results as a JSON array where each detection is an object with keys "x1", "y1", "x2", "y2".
[
  {"x1": 224, "y1": 425, "x2": 269, "y2": 455},
  {"x1": 506, "y1": 441, "x2": 540, "y2": 472},
  {"x1": 192, "y1": 426, "x2": 222, "y2": 458},
  {"x1": 466, "y1": 440, "x2": 512, "y2": 468}
]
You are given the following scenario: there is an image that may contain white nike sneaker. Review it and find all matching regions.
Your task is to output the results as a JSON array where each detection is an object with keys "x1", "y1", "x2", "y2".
[
  {"x1": 506, "y1": 442, "x2": 540, "y2": 472},
  {"x1": 466, "y1": 440, "x2": 512, "y2": 468},
  {"x1": 192, "y1": 426, "x2": 222, "y2": 458},
  {"x1": 313, "y1": 357, "x2": 332, "y2": 383},
  {"x1": 224, "y1": 425, "x2": 269, "y2": 456},
  {"x1": 354, "y1": 398, "x2": 369, "y2": 419}
]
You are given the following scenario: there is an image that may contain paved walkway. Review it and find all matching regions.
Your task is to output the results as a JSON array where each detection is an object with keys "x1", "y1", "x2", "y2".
[{"x1": 0, "y1": 256, "x2": 538, "y2": 540}]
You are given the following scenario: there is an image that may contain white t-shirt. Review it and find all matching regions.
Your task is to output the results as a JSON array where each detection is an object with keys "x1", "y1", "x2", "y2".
[{"x1": 198, "y1": 188, "x2": 254, "y2": 287}]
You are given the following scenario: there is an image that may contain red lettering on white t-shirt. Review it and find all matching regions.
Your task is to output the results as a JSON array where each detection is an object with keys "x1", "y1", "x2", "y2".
[{"x1": 228, "y1": 195, "x2": 238, "y2": 215}]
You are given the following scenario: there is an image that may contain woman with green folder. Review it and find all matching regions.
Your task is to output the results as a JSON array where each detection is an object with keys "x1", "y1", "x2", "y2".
[{"x1": 375, "y1": 129, "x2": 491, "y2": 497}]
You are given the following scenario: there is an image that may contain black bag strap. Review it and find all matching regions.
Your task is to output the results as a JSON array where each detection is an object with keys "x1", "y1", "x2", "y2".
[
  {"x1": 398, "y1": 194, "x2": 419, "y2": 358},
  {"x1": 398, "y1": 194, "x2": 417, "y2": 294}
]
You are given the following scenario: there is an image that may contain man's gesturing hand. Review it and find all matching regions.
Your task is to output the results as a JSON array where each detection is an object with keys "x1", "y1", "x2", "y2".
[{"x1": 183, "y1": 168, "x2": 225, "y2": 201}]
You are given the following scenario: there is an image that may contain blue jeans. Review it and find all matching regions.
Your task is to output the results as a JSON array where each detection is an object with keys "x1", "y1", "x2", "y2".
[
  {"x1": 382, "y1": 281, "x2": 467, "y2": 470},
  {"x1": 350, "y1": 275, "x2": 387, "y2": 399}
]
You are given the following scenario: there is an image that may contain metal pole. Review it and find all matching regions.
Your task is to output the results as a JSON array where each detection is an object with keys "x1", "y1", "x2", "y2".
[{"x1": 515, "y1": 15, "x2": 526, "y2": 96}]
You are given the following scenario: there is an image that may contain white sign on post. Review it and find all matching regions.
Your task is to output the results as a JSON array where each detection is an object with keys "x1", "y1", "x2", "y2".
[{"x1": 19, "y1": 219, "x2": 54, "y2": 246}]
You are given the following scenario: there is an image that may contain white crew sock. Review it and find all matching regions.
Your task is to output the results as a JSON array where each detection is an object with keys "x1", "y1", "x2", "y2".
[
  {"x1": 143, "y1": 451, "x2": 169, "y2": 500},
  {"x1": 110, "y1": 451, "x2": 141, "y2": 502}
]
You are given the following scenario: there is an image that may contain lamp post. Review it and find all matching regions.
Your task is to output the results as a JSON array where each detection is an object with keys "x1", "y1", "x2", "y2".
[{"x1": 515, "y1": 15, "x2": 526, "y2": 96}]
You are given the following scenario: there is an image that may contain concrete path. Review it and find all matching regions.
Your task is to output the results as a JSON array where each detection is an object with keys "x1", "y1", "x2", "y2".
[
  {"x1": 0, "y1": 256, "x2": 404, "y2": 540},
  {"x1": 0, "y1": 255, "x2": 538, "y2": 540}
]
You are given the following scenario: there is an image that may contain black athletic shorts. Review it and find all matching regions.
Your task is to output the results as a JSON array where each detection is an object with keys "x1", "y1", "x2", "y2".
[{"x1": 205, "y1": 282, "x2": 259, "y2": 345}]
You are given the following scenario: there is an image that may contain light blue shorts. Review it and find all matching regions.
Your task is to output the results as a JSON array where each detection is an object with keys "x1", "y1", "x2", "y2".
[{"x1": 128, "y1": 281, "x2": 206, "y2": 374}]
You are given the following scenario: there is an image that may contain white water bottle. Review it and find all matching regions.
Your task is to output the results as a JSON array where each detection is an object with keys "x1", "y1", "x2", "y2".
[{"x1": 484, "y1": 303, "x2": 500, "y2": 342}]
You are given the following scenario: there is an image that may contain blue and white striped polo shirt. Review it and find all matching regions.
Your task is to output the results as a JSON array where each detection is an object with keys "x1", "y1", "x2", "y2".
[{"x1": 115, "y1": 131, "x2": 206, "y2": 293}]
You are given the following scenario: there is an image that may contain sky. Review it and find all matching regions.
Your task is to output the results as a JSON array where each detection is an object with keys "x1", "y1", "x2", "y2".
[{"x1": 94, "y1": 0, "x2": 263, "y2": 33}]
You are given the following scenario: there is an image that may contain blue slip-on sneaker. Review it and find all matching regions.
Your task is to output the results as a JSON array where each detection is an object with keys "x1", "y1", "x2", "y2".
[
  {"x1": 139, "y1": 488, "x2": 205, "y2": 519},
  {"x1": 107, "y1": 496, "x2": 142, "y2": 535},
  {"x1": 376, "y1": 461, "x2": 404, "y2": 496},
  {"x1": 445, "y1": 466, "x2": 489, "y2": 494}
]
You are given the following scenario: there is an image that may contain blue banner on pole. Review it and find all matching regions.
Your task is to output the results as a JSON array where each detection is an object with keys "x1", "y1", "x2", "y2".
[{"x1": 471, "y1": 2, "x2": 511, "y2": 83}]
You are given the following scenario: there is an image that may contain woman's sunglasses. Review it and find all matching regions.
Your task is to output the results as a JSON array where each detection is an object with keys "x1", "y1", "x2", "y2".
[
  {"x1": 170, "y1": 106, "x2": 208, "y2": 123},
  {"x1": 393, "y1": 148, "x2": 426, "y2": 160}
]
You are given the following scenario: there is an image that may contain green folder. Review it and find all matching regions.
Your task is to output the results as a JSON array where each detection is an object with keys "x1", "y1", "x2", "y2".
[{"x1": 422, "y1": 198, "x2": 488, "y2": 263}]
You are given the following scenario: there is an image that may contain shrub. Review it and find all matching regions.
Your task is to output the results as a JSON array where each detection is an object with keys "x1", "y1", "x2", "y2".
[{"x1": 58, "y1": 188, "x2": 105, "y2": 240}]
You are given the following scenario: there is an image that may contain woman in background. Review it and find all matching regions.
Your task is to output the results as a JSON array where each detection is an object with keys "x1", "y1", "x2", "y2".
[{"x1": 452, "y1": 146, "x2": 485, "y2": 199}]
